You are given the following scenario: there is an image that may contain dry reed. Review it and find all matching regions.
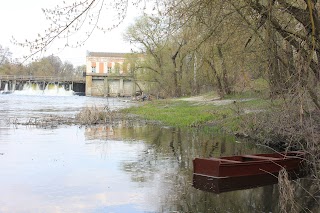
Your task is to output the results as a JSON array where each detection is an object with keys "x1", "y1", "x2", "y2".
[{"x1": 278, "y1": 169, "x2": 297, "y2": 213}]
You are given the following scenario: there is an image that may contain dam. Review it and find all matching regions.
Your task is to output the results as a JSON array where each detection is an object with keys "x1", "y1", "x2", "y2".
[
  {"x1": 0, "y1": 75, "x2": 85, "y2": 95},
  {"x1": 0, "y1": 74, "x2": 141, "y2": 97}
]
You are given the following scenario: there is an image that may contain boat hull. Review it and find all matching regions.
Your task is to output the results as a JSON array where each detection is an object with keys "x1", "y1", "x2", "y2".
[
  {"x1": 192, "y1": 169, "x2": 306, "y2": 194},
  {"x1": 193, "y1": 151, "x2": 305, "y2": 178}
]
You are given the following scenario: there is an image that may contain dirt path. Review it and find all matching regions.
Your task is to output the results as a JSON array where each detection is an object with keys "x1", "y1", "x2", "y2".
[{"x1": 179, "y1": 95, "x2": 239, "y2": 106}]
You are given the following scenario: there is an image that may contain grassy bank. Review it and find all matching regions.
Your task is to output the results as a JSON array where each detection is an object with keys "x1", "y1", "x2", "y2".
[
  {"x1": 121, "y1": 91, "x2": 319, "y2": 152},
  {"x1": 121, "y1": 93, "x2": 272, "y2": 133}
]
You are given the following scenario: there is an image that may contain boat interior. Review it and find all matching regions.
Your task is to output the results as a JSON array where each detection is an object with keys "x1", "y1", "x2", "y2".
[{"x1": 217, "y1": 152, "x2": 304, "y2": 163}]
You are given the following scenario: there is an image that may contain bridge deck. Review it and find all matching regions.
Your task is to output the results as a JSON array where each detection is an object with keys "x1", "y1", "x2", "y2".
[{"x1": 0, "y1": 75, "x2": 86, "y2": 83}]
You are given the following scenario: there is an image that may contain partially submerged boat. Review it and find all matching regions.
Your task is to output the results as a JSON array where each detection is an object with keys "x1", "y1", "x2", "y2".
[{"x1": 193, "y1": 151, "x2": 305, "y2": 178}]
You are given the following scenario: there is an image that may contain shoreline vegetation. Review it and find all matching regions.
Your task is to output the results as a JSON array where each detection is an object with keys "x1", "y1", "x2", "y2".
[
  {"x1": 7, "y1": 89, "x2": 319, "y2": 166},
  {"x1": 123, "y1": 90, "x2": 319, "y2": 153},
  {"x1": 8, "y1": 90, "x2": 318, "y2": 153}
]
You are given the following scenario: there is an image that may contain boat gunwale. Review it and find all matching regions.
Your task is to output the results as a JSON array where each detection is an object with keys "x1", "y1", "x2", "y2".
[
  {"x1": 193, "y1": 151, "x2": 306, "y2": 179},
  {"x1": 201, "y1": 152, "x2": 305, "y2": 165}
]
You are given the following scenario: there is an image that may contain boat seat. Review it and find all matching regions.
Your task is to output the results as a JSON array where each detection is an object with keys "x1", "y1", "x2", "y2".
[
  {"x1": 218, "y1": 158, "x2": 241, "y2": 163},
  {"x1": 242, "y1": 155, "x2": 280, "y2": 160}
]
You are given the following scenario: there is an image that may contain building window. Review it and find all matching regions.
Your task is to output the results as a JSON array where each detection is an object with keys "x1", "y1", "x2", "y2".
[
  {"x1": 99, "y1": 62, "x2": 104, "y2": 73},
  {"x1": 91, "y1": 62, "x2": 96, "y2": 73},
  {"x1": 107, "y1": 62, "x2": 112, "y2": 73}
]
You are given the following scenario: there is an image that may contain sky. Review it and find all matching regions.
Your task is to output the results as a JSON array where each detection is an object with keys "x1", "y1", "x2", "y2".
[{"x1": 0, "y1": 0, "x2": 144, "y2": 66}]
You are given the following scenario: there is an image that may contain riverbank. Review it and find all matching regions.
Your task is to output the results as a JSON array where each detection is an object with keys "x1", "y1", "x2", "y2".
[
  {"x1": 120, "y1": 92, "x2": 319, "y2": 152},
  {"x1": 7, "y1": 92, "x2": 317, "y2": 152},
  {"x1": 121, "y1": 92, "x2": 270, "y2": 132}
]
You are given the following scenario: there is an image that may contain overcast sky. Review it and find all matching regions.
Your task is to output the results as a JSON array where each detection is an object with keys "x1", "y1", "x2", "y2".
[{"x1": 0, "y1": 0, "x2": 142, "y2": 66}]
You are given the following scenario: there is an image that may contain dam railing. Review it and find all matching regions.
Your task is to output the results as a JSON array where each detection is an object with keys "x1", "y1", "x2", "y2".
[{"x1": 0, "y1": 75, "x2": 85, "y2": 83}]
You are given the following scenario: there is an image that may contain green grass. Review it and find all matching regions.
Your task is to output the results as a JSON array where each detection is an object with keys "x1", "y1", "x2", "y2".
[
  {"x1": 123, "y1": 100, "x2": 223, "y2": 127},
  {"x1": 121, "y1": 96, "x2": 272, "y2": 132}
]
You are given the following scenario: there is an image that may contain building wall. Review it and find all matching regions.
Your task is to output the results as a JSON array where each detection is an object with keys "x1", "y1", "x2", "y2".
[
  {"x1": 123, "y1": 80, "x2": 133, "y2": 95},
  {"x1": 86, "y1": 56, "x2": 128, "y2": 75},
  {"x1": 91, "y1": 79, "x2": 105, "y2": 96},
  {"x1": 85, "y1": 52, "x2": 143, "y2": 97}
]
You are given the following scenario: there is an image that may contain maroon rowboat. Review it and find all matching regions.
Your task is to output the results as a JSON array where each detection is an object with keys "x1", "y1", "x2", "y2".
[{"x1": 193, "y1": 151, "x2": 305, "y2": 178}]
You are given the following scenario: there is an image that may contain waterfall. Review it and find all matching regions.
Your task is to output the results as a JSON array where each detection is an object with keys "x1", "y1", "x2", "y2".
[
  {"x1": 0, "y1": 83, "x2": 11, "y2": 94},
  {"x1": 7, "y1": 82, "x2": 75, "y2": 96},
  {"x1": 4, "y1": 83, "x2": 8, "y2": 92},
  {"x1": 43, "y1": 83, "x2": 74, "y2": 96}
]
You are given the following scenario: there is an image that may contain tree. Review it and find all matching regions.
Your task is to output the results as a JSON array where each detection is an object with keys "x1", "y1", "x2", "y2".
[
  {"x1": 25, "y1": 55, "x2": 73, "y2": 77},
  {"x1": 75, "y1": 65, "x2": 86, "y2": 78},
  {"x1": 124, "y1": 15, "x2": 172, "y2": 96},
  {"x1": 0, "y1": 44, "x2": 27, "y2": 75},
  {"x1": 0, "y1": 45, "x2": 12, "y2": 66},
  {"x1": 233, "y1": 0, "x2": 320, "y2": 108},
  {"x1": 61, "y1": 61, "x2": 75, "y2": 78}
]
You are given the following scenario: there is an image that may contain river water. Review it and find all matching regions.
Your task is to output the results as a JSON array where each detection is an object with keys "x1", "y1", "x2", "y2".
[{"x1": 0, "y1": 93, "x2": 315, "y2": 212}]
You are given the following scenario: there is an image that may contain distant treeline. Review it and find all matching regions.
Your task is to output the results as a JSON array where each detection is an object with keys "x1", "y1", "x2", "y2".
[{"x1": 0, "y1": 44, "x2": 85, "y2": 78}]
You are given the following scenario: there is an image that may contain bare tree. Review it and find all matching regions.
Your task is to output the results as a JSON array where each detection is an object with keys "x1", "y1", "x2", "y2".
[
  {"x1": 0, "y1": 45, "x2": 12, "y2": 66},
  {"x1": 13, "y1": 0, "x2": 153, "y2": 62}
]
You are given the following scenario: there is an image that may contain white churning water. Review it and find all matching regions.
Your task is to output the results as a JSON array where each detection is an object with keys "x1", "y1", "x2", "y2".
[{"x1": 1, "y1": 82, "x2": 75, "y2": 96}]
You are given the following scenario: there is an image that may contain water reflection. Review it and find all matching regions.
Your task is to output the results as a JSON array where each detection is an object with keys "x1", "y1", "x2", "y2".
[
  {"x1": 85, "y1": 125, "x2": 115, "y2": 140},
  {"x1": 0, "y1": 126, "x2": 157, "y2": 212}
]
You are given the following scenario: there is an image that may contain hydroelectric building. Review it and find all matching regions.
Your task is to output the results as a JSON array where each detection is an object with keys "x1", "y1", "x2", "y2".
[{"x1": 85, "y1": 52, "x2": 142, "y2": 97}]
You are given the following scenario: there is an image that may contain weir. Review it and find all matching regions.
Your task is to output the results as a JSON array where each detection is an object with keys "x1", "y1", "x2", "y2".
[
  {"x1": 0, "y1": 74, "x2": 142, "y2": 97},
  {"x1": 0, "y1": 75, "x2": 85, "y2": 95}
]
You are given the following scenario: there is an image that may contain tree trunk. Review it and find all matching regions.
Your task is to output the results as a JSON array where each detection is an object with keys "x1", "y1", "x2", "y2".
[
  {"x1": 193, "y1": 54, "x2": 198, "y2": 95},
  {"x1": 171, "y1": 42, "x2": 183, "y2": 97},
  {"x1": 266, "y1": 19, "x2": 280, "y2": 97},
  {"x1": 217, "y1": 45, "x2": 231, "y2": 95},
  {"x1": 206, "y1": 57, "x2": 224, "y2": 97}
]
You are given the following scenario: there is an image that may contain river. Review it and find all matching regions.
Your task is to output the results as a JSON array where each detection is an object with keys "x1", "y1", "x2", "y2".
[{"x1": 0, "y1": 93, "x2": 315, "y2": 212}]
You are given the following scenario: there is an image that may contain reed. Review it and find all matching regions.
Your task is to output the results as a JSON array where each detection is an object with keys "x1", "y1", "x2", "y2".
[
  {"x1": 278, "y1": 169, "x2": 297, "y2": 213},
  {"x1": 75, "y1": 105, "x2": 115, "y2": 125}
]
